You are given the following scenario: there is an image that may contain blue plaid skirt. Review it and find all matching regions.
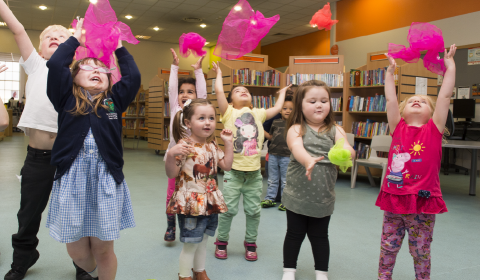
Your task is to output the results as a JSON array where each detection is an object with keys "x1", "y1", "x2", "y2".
[{"x1": 46, "y1": 129, "x2": 135, "y2": 243}]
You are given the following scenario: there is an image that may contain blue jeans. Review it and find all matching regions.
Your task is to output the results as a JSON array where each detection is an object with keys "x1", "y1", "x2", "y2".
[{"x1": 264, "y1": 154, "x2": 290, "y2": 201}]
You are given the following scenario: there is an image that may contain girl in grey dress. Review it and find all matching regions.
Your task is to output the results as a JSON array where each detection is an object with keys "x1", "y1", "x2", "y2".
[{"x1": 282, "y1": 80, "x2": 355, "y2": 280}]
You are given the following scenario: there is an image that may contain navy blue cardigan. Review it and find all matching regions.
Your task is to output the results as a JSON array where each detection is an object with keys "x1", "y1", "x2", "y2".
[{"x1": 47, "y1": 37, "x2": 141, "y2": 184}]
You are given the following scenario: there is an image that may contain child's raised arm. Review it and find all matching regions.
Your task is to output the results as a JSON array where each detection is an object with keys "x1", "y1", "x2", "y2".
[
  {"x1": 218, "y1": 129, "x2": 233, "y2": 171},
  {"x1": 212, "y1": 62, "x2": 228, "y2": 115},
  {"x1": 266, "y1": 84, "x2": 292, "y2": 120},
  {"x1": 0, "y1": 0, "x2": 35, "y2": 61},
  {"x1": 169, "y1": 49, "x2": 180, "y2": 112},
  {"x1": 433, "y1": 44, "x2": 457, "y2": 133},
  {"x1": 287, "y1": 124, "x2": 324, "y2": 181},
  {"x1": 384, "y1": 54, "x2": 401, "y2": 133},
  {"x1": 192, "y1": 55, "x2": 207, "y2": 99}
]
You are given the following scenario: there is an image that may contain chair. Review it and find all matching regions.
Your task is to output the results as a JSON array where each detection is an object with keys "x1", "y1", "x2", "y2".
[
  {"x1": 442, "y1": 109, "x2": 468, "y2": 175},
  {"x1": 345, "y1": 132, "x2": 356, "y2": 177},
  {"x1": 351, "y1": 135, "x2": 392, "y2": 189}
]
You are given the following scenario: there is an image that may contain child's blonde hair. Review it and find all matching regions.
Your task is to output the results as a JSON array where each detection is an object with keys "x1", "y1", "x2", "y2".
[
  {"x1": 39, "y1": 25, "x2": 72, "y2": 52},
  {"x1": 398, "y1": 95, "x2": 436, "y2": 117}
]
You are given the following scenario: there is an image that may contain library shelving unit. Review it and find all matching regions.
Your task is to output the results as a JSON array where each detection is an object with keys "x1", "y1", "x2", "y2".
[
  {"x1": 283, "y1": 55, "x2": 347, "y2": 128},
  {"x1": 147, "y1": 68, "x2": 193, "y2": 154},
  {"x1": 345, "y1": 50, "x2": 438, "y2": 176},
  {"x1": 206, "y1": 53, "x2": 283, "y2": 147},
  {"x1": 124, "y1": 86, "x2": 148, "y2": 139}
]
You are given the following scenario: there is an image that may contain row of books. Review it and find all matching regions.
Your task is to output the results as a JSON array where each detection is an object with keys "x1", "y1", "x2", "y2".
[
  {"x1": 353, "y1": 142, "x2": 389, "y2": 159},
  {"x1": 139, "y1": 120, "x2": 145, "y2": 128},
  {"x1": 351, "y1": 120, "x2": 390, "y2": 138},
  {"x1": 332, "y1": 97, "x2": 342, "y2": 112},
  {"x1": 125, "y1": 120, "x2": 136, "y2": 129},
  {"x1": 138, "y1": 105, "x2": 146, "y2": 116},
  {"x1": 252, "y1": 96, "x2": 276, "y2": 109},
  {"x1": 125, "y1": 106, "x2": 136, "y2": 116},
  {"x1": 233, "y1": 69, "x2": 281, "y2": 87},
  {"x1": 350, "y1": 67, "x2": 398, "y2": 87},
  {"x1": 286, "y1": 73, "x2": 343, "y2": 87},
  {"x1": 137, "y1": 91, "x2": 146, "y2": 102},
  {"x1": 348, "y1": 94, "x2": 386, "y2": 112},
  {"x1": 163, "y1": 125, "x2": 170, "y2": 141},
  {"x1": 164, "y1": 81, "x2": 169, "y2": 97},
  {"x1": 164, "y1": 102, "x2": 170, "y2": 117}
]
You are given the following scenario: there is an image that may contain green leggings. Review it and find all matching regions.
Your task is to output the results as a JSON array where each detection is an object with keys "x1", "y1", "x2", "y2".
[{"x1": 217, "y1": 169, "x2": 263, "y2": 243}]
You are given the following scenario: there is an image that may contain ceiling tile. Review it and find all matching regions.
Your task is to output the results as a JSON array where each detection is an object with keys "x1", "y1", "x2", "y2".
[
  {"x1": 204, "y1": 1, "x2": 233, "y2": 10},
  {"x1": 153, "y1": 1, "x2": 181, "y2": 9},
  {"x1": 131, "y1": 0, "x2": 159, "y2": 5}
]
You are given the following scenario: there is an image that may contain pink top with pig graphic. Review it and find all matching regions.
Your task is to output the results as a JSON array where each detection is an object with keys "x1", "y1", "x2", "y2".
[{"x1": 375, "y1": 118, "x2": 448, "y2": 214}]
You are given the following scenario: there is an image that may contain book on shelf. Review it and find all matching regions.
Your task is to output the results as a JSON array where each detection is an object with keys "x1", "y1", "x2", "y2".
[
  {"x1": 350, "y1": 67, "x2": 398, "y2": 87},
  {"x1": 139, "y1": 120, "x2": 145, "y2": 128},
  {"x1": 126, "y1": 105, "x2": 136, "y2": 116},
  {"x1": 139, "y1": 105, "x2": 146, "y2": 116},
  {"x1": 347, "y1": 94, "x2": 386, "y2": 112},
  {"x1": 332, "y1": 97, "x2": 342, "y2": 112},
  {"x1": 232, "y1": 68, "x2": 280, "y2": 87},
  {"x1": 353, "y1": 141, "x2": 388, "y2": 159},
  {"x1": 125, "y1": 120, "x2": 136, "y2": 129},
  {"x1": 351, "y1": 119, "x2": 390, "y2": 138},
  {"x1": 164, "y1": 81, "x2": 169, "y2": 97},
  {"x1": 163, "y1": 124, "x2": 170, "y2": 140},
  {"x1": 138, "y1": 91, "x2": 146, "y2": 102},
  {"x1": 336, "y1": 121, "x2": 343, "y2": 126},
  {"x1": 252, "y1": 95, "x2": 276, "y2": 109},
  {"x1": 286, "y1": 73, "x2": 343, "y2": 87},
  {"x1": 164, "y1": 102, "x2": 170, "y2": 117}
]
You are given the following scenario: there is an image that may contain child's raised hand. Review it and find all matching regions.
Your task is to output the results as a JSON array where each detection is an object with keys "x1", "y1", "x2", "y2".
[
  {"x1": 170, "y1": 143, "x2": 194, "y2": 157},
  {"x1": 211, "y1": 62, "x2": 221, "y2": 74},
  {"x1": 220, "y1": 129, "x2": 233, "y2": 143},
  {"x1": 73, "y1": 18, "x2": 85, "y2": 46},
  {"x1": 0, "y1": 63, "x2": 8, "y2": 74},
  {"x1": 385, "y1": 53, "x2": 396, "y2": 75},
  {"x1": 305, "y1": 156, "x2": 324, "y2": 181},
  {"x1": 191, "y1": 55, "x2": 205, "y2": 70},
  {"x1": 444, "y1": 44, "x2": 456, "y2": 70},
  {"x1": 117, "y1": 38, "x2": 123, "y2": 50},
  {"x1": 278, "y1": 84, "x2": 293, "y2": 95},
  {"x1": 170, "y1": 48, "x2": 179, "y2": 66}
]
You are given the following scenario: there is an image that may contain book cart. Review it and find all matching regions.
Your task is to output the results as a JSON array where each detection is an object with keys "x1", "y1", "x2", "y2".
[
  {"x1": 147, "y1": 68, "x2": 193, "y2": 154},
  {"x1": 206, "y1": 53, "x2": 283, "y2": 148},
  {"x1": 124, "y1": 85, "x2": 148, "y2": 139},
  {"x1": 345, "y1": 51, "x2": 438, "y2": 177}
]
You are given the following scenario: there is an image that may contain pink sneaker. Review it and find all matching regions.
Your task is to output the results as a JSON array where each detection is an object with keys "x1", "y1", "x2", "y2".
[
  {"x1": 244, "y1": 241, "x2": 258, "y2": 261},
  {"x1": 214, "y1": 239, "x2": 228, "y2": 259}
]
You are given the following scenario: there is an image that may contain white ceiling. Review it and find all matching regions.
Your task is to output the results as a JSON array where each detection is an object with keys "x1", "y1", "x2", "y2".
[{"x1": 2, "y1": 0, "x2": 338, "y2": 46}]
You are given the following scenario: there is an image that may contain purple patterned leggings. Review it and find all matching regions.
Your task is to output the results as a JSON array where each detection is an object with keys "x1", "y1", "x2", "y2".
[{"x1": 378, "y1": 211, "x2": 436, "y2": 280}]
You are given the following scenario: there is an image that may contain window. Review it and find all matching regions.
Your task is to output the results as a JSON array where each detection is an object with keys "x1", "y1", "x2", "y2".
[{"x1": 0, "y1": 61, "x2": 20, "y2": 102}]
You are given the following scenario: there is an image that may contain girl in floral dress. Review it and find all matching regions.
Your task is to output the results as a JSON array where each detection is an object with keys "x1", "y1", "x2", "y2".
[{"x1": 165, "y1": 99, "x2": 233, "y2": 280}]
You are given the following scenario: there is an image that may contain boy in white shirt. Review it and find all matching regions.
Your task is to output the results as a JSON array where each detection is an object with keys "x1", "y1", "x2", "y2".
[{"x1": 0, "y1": 2, "x2": 95, "y2": 279}]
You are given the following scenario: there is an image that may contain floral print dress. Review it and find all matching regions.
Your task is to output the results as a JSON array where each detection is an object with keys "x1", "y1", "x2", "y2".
[{"x1": 167, "y1": 137, "x2": 228, "y2": 216}]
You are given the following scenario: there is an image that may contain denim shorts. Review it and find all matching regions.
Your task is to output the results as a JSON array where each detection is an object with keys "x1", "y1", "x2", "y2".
[{"x1": 177, "y1": 214, "x2": 218, "y2": 243}]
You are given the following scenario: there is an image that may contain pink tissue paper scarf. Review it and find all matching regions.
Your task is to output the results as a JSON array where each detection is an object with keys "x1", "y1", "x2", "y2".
[{"x1": 179, "y1": 33, "x2": 207, "y2": 58}]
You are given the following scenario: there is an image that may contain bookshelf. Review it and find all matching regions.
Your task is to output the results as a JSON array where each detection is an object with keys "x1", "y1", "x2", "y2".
[
  {"x1": 345, "y1": 50, "x2": 438, "y2": 175},
  {"x1": 283, "y1": 55, "x2": 347, "y2": 128},
  {"x1": 123, "y1": 86, "x2": 147, "y2": 139},
  {"x1": 206, "y1": 53, "x2": 284, "y2": 147}
]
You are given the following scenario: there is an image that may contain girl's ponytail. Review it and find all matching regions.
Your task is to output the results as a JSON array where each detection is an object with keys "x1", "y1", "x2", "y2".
[{"x1": 172, "y1": 110, "x2": 185, "y2": 143}]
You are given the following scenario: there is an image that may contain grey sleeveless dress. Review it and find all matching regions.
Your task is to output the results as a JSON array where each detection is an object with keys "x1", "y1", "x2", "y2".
[{"x1": 282, "y1": 125, "x2": 338, "y2": 218}]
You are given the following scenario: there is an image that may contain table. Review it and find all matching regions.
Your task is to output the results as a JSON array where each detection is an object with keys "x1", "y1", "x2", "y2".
[{"x1": 442, "y1": 140, "x2": 480, "y2": 196}]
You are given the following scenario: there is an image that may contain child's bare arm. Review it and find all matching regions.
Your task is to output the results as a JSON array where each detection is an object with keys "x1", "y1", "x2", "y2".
[
  {"x1": 218, "y1": 129, "x2": 233, "y2": 171},
  {"x1": 433, "y1": 44, "x2": 457, "y2": 133},
  {"x1": 165, "y1": 143, "x2": 193, "y2": 178},
  {"x1": 384, "y1": 54, "x2": 401, "y2": 132},
  {"x1": 287, "y1": 124, "x2": 324, "y2": 181},
  {"x1": 212, "y1": 62, "x2": 228, "y2": 115},
  {"x1": 0, "y1": 0, "x2": 35, "y2": 60},
  {"x1": 266, "y1": 85, "x2": 292, "y2": 120}
]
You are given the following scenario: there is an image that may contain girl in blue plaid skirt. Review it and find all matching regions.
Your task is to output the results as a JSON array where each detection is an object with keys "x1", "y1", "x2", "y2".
[{"x1": 45, "y1": 20, "x2": 139, "y2": 280}]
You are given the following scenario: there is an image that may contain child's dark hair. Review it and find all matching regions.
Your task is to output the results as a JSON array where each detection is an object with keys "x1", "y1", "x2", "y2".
[
  {"x1": 285, "y1": 95, "x2": 293, "y2": 102},
  {"x1": 233, "y1": 112, "x2": 259, "y2": 153},
  {"x1": 178, "y1": 77, "x2": 197, "y2": 93},
  {"x1": 227, "y1": 86, "x2": 252, "y2": 103},
  {"x1": 172, "y1": 99, "x2": 216, "y2": 143},
  {"x1": 286, "y1": 80, "x2": 335, "y2": 136}
]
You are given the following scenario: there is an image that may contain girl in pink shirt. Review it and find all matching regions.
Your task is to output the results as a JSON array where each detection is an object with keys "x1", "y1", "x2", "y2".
[
  {"x1": 164, "y1": 49, "x2": 207, "y2": 242},
  {"x1": 376, "y1": 45, "x2": 457, "y2": 280}
]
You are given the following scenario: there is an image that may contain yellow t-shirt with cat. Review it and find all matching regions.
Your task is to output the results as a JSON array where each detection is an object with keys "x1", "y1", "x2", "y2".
[{"x1": 221, "y1": 105, "x2": 267, "y2": 171}]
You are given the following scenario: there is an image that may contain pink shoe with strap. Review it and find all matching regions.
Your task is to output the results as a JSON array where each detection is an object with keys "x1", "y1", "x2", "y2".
[
  {"x1": 244, "y1": 241, "x2": 258, "y2": 261},
  {"x1": 214, "y1": 238, "x2": 228, "y2": 259}
]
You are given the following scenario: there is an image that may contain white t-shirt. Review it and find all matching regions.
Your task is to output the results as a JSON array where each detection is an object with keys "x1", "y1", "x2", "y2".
[{"x1": 17, "y1": 49, "x2": 58, "y2": 135}]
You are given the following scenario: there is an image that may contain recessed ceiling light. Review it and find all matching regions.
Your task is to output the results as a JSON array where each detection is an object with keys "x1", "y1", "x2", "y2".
[
  {"x1": 153, "y1": 27, "x2": 160, "y2": 31},
  {"x1": 125, "y1": 15, "x2": 133, "y2": 19},
  {"x1": 200, "y1": 23, "x2": 206, "y2": 28},
  {"x1": 205, "y1": 42, "x2": 209, "y2": 45},
  {"x1": 89, "y1": 0, "x2": 98, "y2": 4},
  {"x1": 68, "y1": 28, "x2": 74, "y2": 33},
  {"x1": 234, "y1": 6, "x2": 242, "y2": 11},
  {"x1": 0, "y1": 22, "x2": 7, "y2": 26},
  {"x1": 39, "y1": 5, "x2": 47, "y2": 10},
  {"x1": 135, "y1": 35, "x2": 151, "y2": 40}
]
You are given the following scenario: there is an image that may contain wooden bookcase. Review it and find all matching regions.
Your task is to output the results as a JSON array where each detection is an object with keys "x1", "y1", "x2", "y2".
[
  {"x1": 345, "y1": 50, "x2": 438, "y2": 175},
  {"x1": 206, "y1": 53, "x2": 284, "y2": 147},
  {"x1": 123, "y1": 86, "x2": 147, "y2": 138},
  {"x1": 283, "y1": 55, "x2": 347, "y2": 128}
]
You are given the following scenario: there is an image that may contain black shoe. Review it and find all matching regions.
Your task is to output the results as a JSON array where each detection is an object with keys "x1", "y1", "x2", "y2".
[
  {"x1": 73, "y1": 262, "x2": 96, "y2": 280},
  {"x1": 4, "y1": 250, "x2": 40, "y2": 280}
]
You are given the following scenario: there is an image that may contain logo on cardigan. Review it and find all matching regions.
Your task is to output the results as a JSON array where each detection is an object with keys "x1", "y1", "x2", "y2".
[{"x1": 104, "y1": 98, "x2": 115, "y2": 113}]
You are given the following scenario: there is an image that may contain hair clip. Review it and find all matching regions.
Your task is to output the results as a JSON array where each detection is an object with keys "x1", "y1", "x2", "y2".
[{"x1": 184, "y1": 99, "x2": 192, "y2": 108}]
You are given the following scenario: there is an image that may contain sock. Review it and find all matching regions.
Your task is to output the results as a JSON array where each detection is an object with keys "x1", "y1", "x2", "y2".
[
  {"x1": 87, "y1": 266, "x2": 98, "y2": 278},
  {"x1": 179, "y1": 243, "x2": 199, "y2": 277},
  {"x1": 315, "y1": 270, "x2": 328, "y2": 280},
  {"x1": 282, "y1": 268, "x2": 296, "y2": 280},
  {"x1": 193, "y1": 235, "x2": 208, "y2": 272}
]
